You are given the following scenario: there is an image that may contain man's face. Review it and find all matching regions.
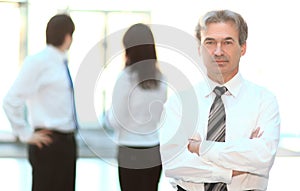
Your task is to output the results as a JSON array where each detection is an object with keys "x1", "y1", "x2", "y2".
[{"x1": 199, "y1": 21, "x2": 246, "y2": 83}]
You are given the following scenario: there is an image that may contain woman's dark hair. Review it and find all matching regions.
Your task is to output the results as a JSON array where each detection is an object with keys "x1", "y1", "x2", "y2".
[
  {"x1": 46, "y1": 14, "x2": 75, "y2": 47},
  {"x1": 123, "y1": 23, "x2": 161, "y2": 89}
]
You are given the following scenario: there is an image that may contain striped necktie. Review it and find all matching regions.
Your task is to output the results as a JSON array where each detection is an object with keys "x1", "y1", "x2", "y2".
[
  {"x1": 64, "y1": 60, "x2": 79, "y2": 130},
  {"x1": 205, "y1": 86, "x2": 227, "y2": 191}
]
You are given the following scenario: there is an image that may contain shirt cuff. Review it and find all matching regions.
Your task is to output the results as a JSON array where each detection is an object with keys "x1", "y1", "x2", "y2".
[
  {"x1": 16, "y1": 128, "x2": 33, "y2": 143},
  {"x1": 211, "y1": 168, "x2": 232, "y2": 184}
]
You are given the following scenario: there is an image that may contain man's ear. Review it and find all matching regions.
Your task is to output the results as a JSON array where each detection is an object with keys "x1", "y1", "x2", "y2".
[
  {"x1": 65, "y1": 34, "x2": 72, "y2": 44},
  {"x1": 241, "y1": 42, "x2": 247, "y2": 56},
  {"x1": 197, "y1": 46, "x2": 201, "y2": 56},
  {"x1": 60, "y1": 34, "x2": 72, "y2": 51}
]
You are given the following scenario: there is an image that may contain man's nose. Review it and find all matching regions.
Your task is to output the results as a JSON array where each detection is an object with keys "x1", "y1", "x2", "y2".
[{"x1": 214, "y1": 43, "x2": 224, "y2": 56}]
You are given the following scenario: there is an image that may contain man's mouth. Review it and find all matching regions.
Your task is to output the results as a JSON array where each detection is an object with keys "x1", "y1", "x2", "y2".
[{"x1": 214, "y1": 60, "x2": 228, "y2": 64}]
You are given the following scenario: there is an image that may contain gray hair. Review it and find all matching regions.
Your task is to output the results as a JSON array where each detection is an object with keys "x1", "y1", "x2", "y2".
[{"x1": 195, "y1": 10, "x2": 248, "y2": 46}]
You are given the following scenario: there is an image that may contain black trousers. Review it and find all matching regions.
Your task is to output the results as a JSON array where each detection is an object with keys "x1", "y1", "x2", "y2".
[
  {"x1": 118, "y1": 145, "x2": 162, "y2": 191},
  {"x1": 28, "y1": 130, "x2": 77, "y2": 191},
  {"x1": 177, "y1": 185, "x2": 186, "y2": 191},
  {"x1": 177, "y1": 185, "x2": 255, "y2": 191}
]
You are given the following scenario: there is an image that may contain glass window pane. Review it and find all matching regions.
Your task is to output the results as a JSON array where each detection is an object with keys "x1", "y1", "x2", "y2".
[
  {"x1": 69, "y1": 10, "x2": 150, "y2": 129},
  {"x1": 0, "y1": 3, "x2": 22, "y2": 135}
]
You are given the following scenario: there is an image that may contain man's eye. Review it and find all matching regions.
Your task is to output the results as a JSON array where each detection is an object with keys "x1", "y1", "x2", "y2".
[
  {"x1": 205, "y1": 41, "x2": 215, "y2": 45},
  {"x1": 223, "y1": 41, "x2": 233, "y2": 45}
]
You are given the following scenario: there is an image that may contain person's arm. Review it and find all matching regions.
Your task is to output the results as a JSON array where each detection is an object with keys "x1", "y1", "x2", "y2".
[
  {"x1": 188, "y1": 127, "x2": 264, "y2": 177},
  {"x1": 199, "y1": 94, "x2": 280, "y2": 176},
  {"x1": 104, "y1": 106, "x2": 123, "y2": 130},
  {"x1": 160, "y1": 93, "x2": 232, "y2": 184},
  {"x1": 3, "y1": 58, "x2": 36, "y2": 142},
  {"x1": 3, "y1": 57, "x2": 53, "y2": 147},
  {"x1": 104, "y1": 71, "x2": 129, "y2": 131}
]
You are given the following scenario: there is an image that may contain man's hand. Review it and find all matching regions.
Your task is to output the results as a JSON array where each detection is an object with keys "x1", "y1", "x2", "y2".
[
  {"x1": 187, "y1": 134, "x2": 202, "y2": 155},
  {"x1": 232, "y1": 170, "x2": 247, "y2": 177},
  {"x1": 27, "y1": 129, "x2": 53, "y2": 149},
  {"x1": 250, "y1": 127, "x2": 264, "y2": 139}
]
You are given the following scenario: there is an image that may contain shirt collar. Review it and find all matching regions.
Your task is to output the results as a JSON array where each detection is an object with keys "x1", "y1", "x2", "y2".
[
  {"x1": 46, "y1": 45, "x2": 68, "y2": 61},
  {"x1": 204, "y1": 72, "x2": 244, "y2": 98}
]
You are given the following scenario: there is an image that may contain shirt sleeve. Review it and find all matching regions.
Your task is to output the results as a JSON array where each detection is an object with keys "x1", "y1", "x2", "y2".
[
  {"x1": 104, "y1": 71, "x2": 128, "y2": 131},
  {"x1": 2, "y1": 57, "x2": 39, "y2": 142},
  {"x1": 200, "y1": 93, "x2": 280, "y2": 176},
  {"x1": 160, "y1": 92, "x2": 232, "y2": 184},
  {"x1": 105, "y1": 106, "x2": 123, "y2": 130}
]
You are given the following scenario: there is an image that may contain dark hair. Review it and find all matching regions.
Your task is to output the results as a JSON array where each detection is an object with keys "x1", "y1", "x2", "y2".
[
  {"x1": 46, "y1": 14, "x2": 75, "y2": 47},
  {"x1": 123, "y1": 23, "x2": 161, "y2": 89},
  {"x1": 195, "y1": 10, "x2": 248, "y2": 46}
]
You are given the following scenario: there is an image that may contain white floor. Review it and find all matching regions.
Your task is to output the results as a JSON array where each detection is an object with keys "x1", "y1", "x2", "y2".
[{"x1": 0, "y1": 156, "x2": 299, "y2": 191}]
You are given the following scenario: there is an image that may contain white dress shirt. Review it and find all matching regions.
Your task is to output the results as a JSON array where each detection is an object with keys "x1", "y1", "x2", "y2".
[
  {"x1": 3, "y1": 45, "x2": 76, "y2": 142},
  {"x1": 105, "y1": 69, "x2": 168, "y2": 146},
  {"x1": 160, "y1": 72, "x2": 280, "y2": 191}
]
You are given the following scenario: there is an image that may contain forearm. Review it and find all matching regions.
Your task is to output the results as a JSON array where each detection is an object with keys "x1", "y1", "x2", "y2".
[
  {"x1": 200, "y1": 107, "x2": 280, "y2": 175},
  {"x1": 200, "y1": 138, "x2": 278, "y2": 174},
  {"x1": 3, "y1": 95, "x2": 32, "y2": 142},
  {"x1": 188, "y1": 138, "x2": 261, "y2": 177},
  {"x1": 162, "y1": 147, "x2": 233, "y2": 183}
]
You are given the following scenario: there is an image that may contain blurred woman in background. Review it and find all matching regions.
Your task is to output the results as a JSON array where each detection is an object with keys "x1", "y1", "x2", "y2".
[{"x1": 105, "y1": 23, "x2": 167, "y2": 191}]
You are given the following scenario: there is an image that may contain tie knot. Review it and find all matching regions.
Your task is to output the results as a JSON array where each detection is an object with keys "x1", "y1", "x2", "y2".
[{"x1": 213, "y1": 86, "x2": 227, "y2": 97}]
